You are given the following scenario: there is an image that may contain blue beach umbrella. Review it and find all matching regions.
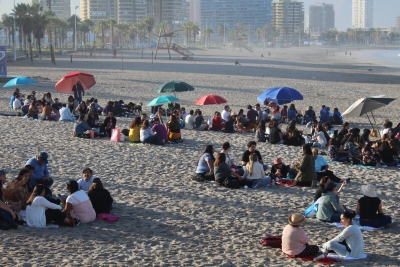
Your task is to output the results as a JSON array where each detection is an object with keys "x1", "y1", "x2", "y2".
[
  {"x1": 3, "y1": 76, "x2": 37, "y2": 88},
  {"x1": 257, "y1": 86, "x2": 303, "y2": 105},
  {"x1": 147, "y1": 95, "x2": 179, "y2": 107}
]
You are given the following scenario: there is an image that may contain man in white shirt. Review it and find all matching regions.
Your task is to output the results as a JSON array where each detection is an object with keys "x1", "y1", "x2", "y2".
[
  {"x1": 77, "y1": 167, "x2": 96, "y2": 191},
  {"x1": 181, "y1": 107, "x2": 188, "y2": 120},
  {"x1": 184, "y1": 109, "x2": 195, "y2": 129},
  {"x1": 59, "y1": 103, "x2": 76, "y2": 122},
  {"x1": 221, "y1": 105, "x2": 230, "y2": 122},
  {"x1": 13, "y1": 96, "x2": 22, "y2": 111}
]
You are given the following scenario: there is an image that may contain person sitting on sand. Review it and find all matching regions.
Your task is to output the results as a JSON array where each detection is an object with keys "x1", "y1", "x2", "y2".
[
  {"x1": 74, "y1": 115, "x2": 93, "y2": 138},
  {"x1": 323, "y1": 122, "x2": 335, "y2": 139},
  {"x1": 166, "y1": 115, "x2": 181, "y2": 142},
  {"x1": 151, "y1": 117, "x2": 168, "y2": 144},
  {"x1": 185, "y1": 110, "x2": 195, "y2": 129},
  {"x1": 359, "y1": 129, "x2": 371, "y2": 146},
  {"x1": 75, "y1": 101, "x2": 88, "y2": 116},
  {"x1": 322, "y1": 211, "x2": 364, "y2": 258},
  {"x1": 271, "y1": 106, "x2": 281, "y2": 121},
  {"x1": 88, "y1": 178, "x2": 113, "y2": 215},
  {"x1": 42, "y1": 92, "x2": 54, "y2": 105},
  {"x1": 282, "y1": 213, "x2": 320, "y2": 258},
  {"x1": 41, "y1": 101, "x2": 58, "y2": 121},
  {"x1": 283, "y1": 123, "x2": 304, "y2": 146},
  {"x1": 312, "y1": 125, "x2": 329, "y2": 147},
  {"x1": 316, "y1": 181, "x2": 344, "y2": 222},
  {"x1": 104, "y1": 112, "x2": 117, "y2": 137},
  {"x1": 293, "y1": 144, "x2": 317, "y2": 187},
  {"x1": 128, "y1": 117, "x2": 141, "y2": 143},
  {"x1": 194, "y1": 145, "x2": 215, "y2": 181},
  {"x1": 330, "y1": 108, "x2": 343, "y2": 125},
  {"x1": 1, "y1": 169, "x2": 29, "y2": 211},
  {"x1": 3, "y1": 169, "x2": 31, "y2": 210},
  {"x1": 280, "y1": 105, "x2": 288, "y2": 123},
  {"x1": 269, "y1": 120, "x2": 283, "y2": 144},
  {"x1": 220, "y1": 142, "x2": 234, "y2": 166},
  {"x1": 12, "y1": 95, "x2": 22, "y2": 112},
  {"x1": 246, "y1": 105, "x2": 259, "y2": 130},
  {"x1": 221, "y1": 105, "x2": 230, "y2": 122},
  {"x1": 270, "y1": 157, "x2": 289, "y2": 179},
  {"x1": 377, "y1": 136, "x2": 399, "y2": 167},
  {"x1": 338, "y1": 122, "x2": 350, "y2": 141},
  {"x1": 314, "y1": 176, "x2": 347, "y2": 203},
  {"x1": 102, "y1": 101, "x2": 113, "y2": 116},
  {"x1": 305, "y1": 119, "x2": 319, "y2": 135},
  {"x1": 62, "y1": 180, "x2": 96, "y2": 224},
  {"x1": 241, "y1": 141, "x2": 268, "y2": 171},
  {"x1": 193, "y1": 110, "x2": 209, "y2": 131},
  {"x1": 361, "y1": 142, "x2": 384, "y2": 167},
  {"x1": 77, "y1": 168, "x2": 95, "y2": 192},
  {"x1": 25, "y1": 152, "x2": 53, "y2": 192},
  {"x1": 328, "y1": 138, "x2": 349, "y2": 162},
  {"x1": 51, "y1": 98, "x2": 62, "y2": 111},
  {"x1": 59, "y1": 103, "x2": 76, "y2": 122},
  {"x1": 140, "y1": 120, "x2": 164, "y2": 145},
  {"x1": 255, "y1": 120, "x2": 267, "y2": 142},
  {"x1": 287, "y1": 104, "x2": 298, "y2": 122},
  {"x1": 313, "y1": 148, "x2": 346, "y2": 183},
  {"x1": 304, "y1": 106, "x2": 316, "y2": 124},
  {"x1": 319, "y1": 105, "x2": 330, "y2": 124},
  {"x1": 26, "y1": 184, "x2": 72, "y2": 228},
  {"x1": 213, "y1": 153, "x2": 242, "y2": 186},
  {"x1": 211, "y1": 112, "x2": 225, "y2": 131},
  {"x1": 242, "y1": 153, "x2": 271, "y2": 188},
  {"x1": 231, "y1": 111, "x2": 249, "y2": 133},
  {"x1": 28, "y1": 100, "x2": 40, "y2": 119},
  {"x1": 342, "y1": 134, "x2": 362, "y2": 162},
  {"x1": 356, "y1": 184, "x2": 392, "y2": 228},
  {"x1": 0, "y1": 172, "x2": 22, "y2": 229}
]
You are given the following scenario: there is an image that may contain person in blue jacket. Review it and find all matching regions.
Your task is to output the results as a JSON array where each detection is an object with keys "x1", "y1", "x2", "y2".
[
  {"x1": 320, "y1": 105, "x2": 331, "y2": 124},
  {"x1": 74, "y1": 114, "x2": 93, "y2": 137}
]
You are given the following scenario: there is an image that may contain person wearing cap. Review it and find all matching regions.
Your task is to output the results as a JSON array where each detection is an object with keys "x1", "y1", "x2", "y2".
[
  {"x1": 77, "y1": 168, "x2": 96, "y2": 192},
  {"x1": 319, "y1": 105, "x2": 330, "y2": 124},
  {"x1": 293, "y1": 144, "x2": 317, "y2": 187},
  {"x1": 282, "y1": 213, "x2": 320, "y2": 258},
  {"x1": 246, "y1": 104, "x2": 258, "y2": 131},
  {"x1": 316, "y1": 181, "x2": 344, "y2": 222},
  {"x1": 356, "y1": 184, "x2": 392, "y2": 228},
  {"x1": 25, "y1": 152, "x2": 53, "y2": 190},
  {"x1": 88, "y1": 178, "x2": 113, "y2": 215},
  {"x1": 72, "y1": 81, "x2": 85, "y2": 103},
  {"x1": 270, "y1": 157, "x2": 289, "y2": 179},
  {"x1": 322, "y1": 211, "x2": 365, "y2": 258}
]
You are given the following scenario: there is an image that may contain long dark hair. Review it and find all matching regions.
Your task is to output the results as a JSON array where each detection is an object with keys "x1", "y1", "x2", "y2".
[
  {"x1": 197, "y1": 145, "x2": 215, "y2": 165},
  {"x1": 342, "y1": 211, "x2": 356, "y2": 221},
  {"x1": 214, "y1": 153, "x2": 226, "y2": 166},
  {"x1": 359, "y1": 129, "x2": 371, "y2": 145},
  {"x1": 317, "y1": 125, "x2": 331, "y2": 143},
  {"x1": 303, "y1": 144, "x2": 312, "y2": 155},
  {"x1": 66, "y1": 180, "x2": 79, "y2": 194},
  {"x1": 27, "y1": 184, "x2": 46, "y2": 204},
  {"x1": 141, "y1": 120, "x2": 150, "y2": 130},
  {"x1": 130, "y1": 117, "x2": 141, "y2": 128}
]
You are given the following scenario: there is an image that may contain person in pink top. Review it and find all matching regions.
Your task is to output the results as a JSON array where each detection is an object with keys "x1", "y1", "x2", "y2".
[
  {"x1": 282, "y1": 213, "x2": 320, "y2": 258},
  {"x1": 62, "y1": 180, "x2": 96, "y2": 225}
]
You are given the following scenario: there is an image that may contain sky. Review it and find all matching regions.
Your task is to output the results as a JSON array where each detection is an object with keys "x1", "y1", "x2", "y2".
[{"x1": 2, "y1": 0, "x2": 399, "y2": 31}]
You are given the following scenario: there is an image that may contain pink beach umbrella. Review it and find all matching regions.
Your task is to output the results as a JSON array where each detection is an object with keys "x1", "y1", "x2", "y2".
[
  {"x1": 194, "y1": 94, "x2": 227, "y2": 105},
  {"x1": 55, "y1": 71, "x2": 96, "y2": 93}
]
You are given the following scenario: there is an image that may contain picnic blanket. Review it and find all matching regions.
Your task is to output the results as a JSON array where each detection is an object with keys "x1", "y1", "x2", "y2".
[
  {"x1": 327, "y1": 216, "x2": 395, "y2": 231},
  {"x1": 277, "y1": 179, "x2": 296, "y2": 187}
]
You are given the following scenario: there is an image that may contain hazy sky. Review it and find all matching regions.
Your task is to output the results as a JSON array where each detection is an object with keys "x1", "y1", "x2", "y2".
[{"x1": 2, "y1": 0, "x2": 399, "y2": 31}]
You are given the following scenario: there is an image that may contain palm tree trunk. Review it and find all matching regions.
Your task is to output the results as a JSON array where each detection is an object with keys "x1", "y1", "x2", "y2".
[
  {"x1": 19, "y1": 25, "x2": 23, "y2": 50},
  {"x1": 28, "y1": 34, "x2": 33, "y2": 65}
]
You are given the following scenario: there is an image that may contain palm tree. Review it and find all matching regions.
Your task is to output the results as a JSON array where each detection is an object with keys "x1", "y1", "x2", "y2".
[
  {"x1": 14, "y1": 3, "x2": 30, "y2": 51},
  {"x1": 67, "y1": 14, "x2": 80, "y2": 49},
  {"x1": 144, "y1": 16, "x2": 154, "y2": 44},
  {"x1": 95, "y1": 19, "x2": 108, "y2": 48},
  {"x1": 32, "y1": 13, "x2": 48, "y2": 59},
  {"x1": 58, "y1": 19, "x2": 68, "y2": 48},
  {"x1": 22, "y1": 14, "x2": 34, "y2": 64},
  {"x1": 191, "y1": 22, "x2": 200, "y2": 47},
  {"x1": 203, "y1": 27, "x2": 212, "y2": 46},
  {"x1": 79, "y1": 19, "x2": 94, "y2": 48},
  {"x1": 43, "y1": 10, "x2": 57, "y2": 46},
  {"x1": 1, "y1": 14, "x2": 14, "y2": 47},
  {"x1": 182, "y1": 21, "x2": 190, "y2": 46},
  {"x1": 108, "y1": 19, "x2": 117, "y2": 48},
  {"x1": 128, "y1": 23, "x2": 137, "y2": 47}
]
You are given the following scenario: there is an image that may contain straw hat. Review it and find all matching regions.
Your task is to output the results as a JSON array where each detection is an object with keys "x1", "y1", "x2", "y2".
[
  {"x1": 288, "y1": 213, "x2": 305, "y2": 226},
  {"x1": 361, "y1": 184, "x2": 377, "y2": 198},
  {"x1": 231, "y1": 112, "x2": 237, "y2": 116}
]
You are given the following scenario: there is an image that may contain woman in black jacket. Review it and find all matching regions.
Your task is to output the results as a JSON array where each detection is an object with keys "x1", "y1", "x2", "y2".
[{"x1": 88, "y1": 178, "x2": 113, "y2": 215}]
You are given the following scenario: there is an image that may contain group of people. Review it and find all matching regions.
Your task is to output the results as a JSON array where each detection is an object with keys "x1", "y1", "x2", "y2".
[{"x1": 0, "y1": 152, "x2": 113, "y2": 229}]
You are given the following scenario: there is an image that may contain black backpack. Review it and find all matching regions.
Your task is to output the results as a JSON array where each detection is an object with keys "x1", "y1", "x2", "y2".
[{"x1": 223, "y1": 177, "x2": 240, "y2": 189}]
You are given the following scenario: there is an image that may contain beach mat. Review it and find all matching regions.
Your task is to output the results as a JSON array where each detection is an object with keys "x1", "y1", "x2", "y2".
[
  {"x1": 327, "y1": 218, "x2": 395, "y2": 231},
  {"x1": 277, "y1": 180, "x2": 296, "y2": 187},
  {"x1": 286, "y1": 255, "x2": 340, "y2": 265}
]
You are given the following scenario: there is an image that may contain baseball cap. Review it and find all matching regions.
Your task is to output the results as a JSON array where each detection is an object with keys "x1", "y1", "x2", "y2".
[
  {"x1": 38, "y1": 152, "x2": 49, "y2": 164},
  {"x1": 0, "y1": 169, "x2": 8, "y2": 176}
]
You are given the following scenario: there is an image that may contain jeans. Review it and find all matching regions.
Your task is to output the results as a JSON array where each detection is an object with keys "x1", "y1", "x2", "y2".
[
  {"x1": 323, "y1": 241, "x2": 348, "y2": 257},
  {"x1": 334, "y1": 155, "x2": 350, "y2": 162},
  {"x1": 263, "y1": 164, "x2": 269, "y2": 171},
  {"x1": 360, "y1": 216, "x2": 392, "y2": 228},
  {"x1": 330, "y1": 212, "x2": 342, "y2": 222},
  {"x1": 383, "y1": 161, "x2": 397, "y2": 166},
  {"x1": 143, "y1": 135, "x2": 164, "y2": 145},
  {"x1": 251, "y1": 176, "x2": 272, "y2": 188},
  {"x1": 0, "y1": 208, "x2": 17, "y2": 227}
]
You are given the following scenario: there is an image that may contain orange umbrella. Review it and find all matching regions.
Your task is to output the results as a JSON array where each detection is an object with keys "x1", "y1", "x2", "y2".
[
  {"x1": 55, "y1": 71, "x2": 96, "y2": 93},
  {"x1": 194, "y1": 94, "x2": 227, "y2": 105}
]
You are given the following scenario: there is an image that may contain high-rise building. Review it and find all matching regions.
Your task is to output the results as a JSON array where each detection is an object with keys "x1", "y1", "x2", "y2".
[
  {"x1": 32, "y1": 0, "x2": 71, "y2": 19},
  {"x1": 271, "y1": 0, "x2": 304, "y2": 43},
  {"x1": 396, "y1": 16, "x2": 400, "y2": 27},
  {"x1": 309, "y1": 3, "x2": 334, "y2": 34},
  {"x1": 191, "y1": 0, "x2": 272, "y2": 36},
  {"x1": 352, "y1": 0, "x2": 373, "y2": 29},
  {"x1": 80, "y1": 0, "x2": 188, "y2": 26}
]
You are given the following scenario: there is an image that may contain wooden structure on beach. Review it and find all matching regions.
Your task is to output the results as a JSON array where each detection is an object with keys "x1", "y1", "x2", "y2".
[{"x1": 154, "y1": 29, "x2": 194, "y2": 60}]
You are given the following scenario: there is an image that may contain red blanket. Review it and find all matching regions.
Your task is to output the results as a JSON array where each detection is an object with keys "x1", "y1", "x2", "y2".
[{"x1": 277, "y1": 180, "x2": 295, "y2": 187}]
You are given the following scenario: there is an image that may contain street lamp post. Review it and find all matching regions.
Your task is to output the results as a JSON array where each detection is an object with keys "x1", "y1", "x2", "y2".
[
  {"x1": 74, "y1": 5, "x2": 79, "y2": 52},
  {"x1": 13, "y1": 0, "x2": 16, "y2": 61},
  {"x1": 205, "y1": 18, "x2": 208, "y2": 50}
]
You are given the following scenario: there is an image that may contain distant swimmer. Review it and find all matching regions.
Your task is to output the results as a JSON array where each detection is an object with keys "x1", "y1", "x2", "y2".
[
  {"x1": 235, "y1": 60, "x2": 240, "y2": 65},
  {"x1": 368, "y1": 68, "x2": 373, "y2": 71},
  {"x1": 349, "y1": 52, "x2": 352, "y2": 56},
  {"x1": 268, "y1": 52, "x2": 271, "y2": 56},
  {"x1": 261, "y1": 54, "x2": 264, "y2": 57}
]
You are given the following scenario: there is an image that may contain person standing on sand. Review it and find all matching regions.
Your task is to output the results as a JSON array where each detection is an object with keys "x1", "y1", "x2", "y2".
[{"x1": 72, "y1": 81, "x2": 84, "y2": 104}]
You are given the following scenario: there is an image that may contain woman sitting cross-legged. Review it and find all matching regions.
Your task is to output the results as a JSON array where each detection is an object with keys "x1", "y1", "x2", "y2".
[
  {"x1": 328, "y1": 138, "x2": 350, "y2": 162},
  {"x1": 316, "y1": 181, "x2": 344, "y2": 222},
  {"x1": 282, "y1": 213, "x2": 320, "y2": 258},
  {"x1": 213, "y1": 153, "x2": 242, "y2": 186},
  {"x1": 270, "y1": 157, "x2": 289, "y2": 179},
  {"x1": 361, "y1": 142, "x2": 385, "y2": 167},
  {"x1": 26, "y1": 184, "x2": 72, "y2": 227},
  {"x1": 255, "y1": 120, "x2": 267, "y2": 142},
  {"x1": 62, "y1": 180, "x2": 96, "y2": 225},
  {"x1": 166, "y1": 115, "x2": 181, "y2": 142},
  {"x1": 88, "y1": 178, "x2": 113, "y2": 215},
  {"x1": 140, "y1": 120, "x2": 164, "y2": 145},
  {"x1": 74, "y1": 114, "x2": 93, "y2": 138},
  {"x1": 293, "y1": 144, "x2": 317, "y2": 187},
  {"x1": 242, "y1": 153, "x2": 271, "y2": 188},
  {"x1": 322, "y1": 211, "x2": 365, "y2": 258},
  {"x1": 4, "y1": 169, "x2": 31, "y2": 210},
  {"x1": 356, "y1": 184, "x2": 392, "y2": 228},
  {"x1": 128, "y1": 117, "x2": 141, "y2": 143},
  {"x1": 194, "y1": 145, "x2": 215, "y2": 181},
  {"x1": 283, "y1": 123, "x2": 304, "y2": 146},
  {"x1": 314, "y1": 176, "x2": 347, "y2": 203}
]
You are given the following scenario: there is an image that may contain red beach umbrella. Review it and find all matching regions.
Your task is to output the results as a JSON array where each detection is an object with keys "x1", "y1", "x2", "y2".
[
  {"x1": 55, "y1": 71, "x2": 96, "y2": 93},
  {"x1": 194, "y1": 94, "x2": 227, "y2": 105}
]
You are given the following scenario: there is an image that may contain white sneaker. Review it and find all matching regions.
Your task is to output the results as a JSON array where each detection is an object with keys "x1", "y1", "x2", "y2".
[{"x1": 382, "y1": 164, "x2": 387, "y2": 168}]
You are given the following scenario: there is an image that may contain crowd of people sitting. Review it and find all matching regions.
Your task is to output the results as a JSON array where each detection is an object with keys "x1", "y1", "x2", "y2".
[{"x1": 0, "y1": 152, "x2": 113, "y2": 230}]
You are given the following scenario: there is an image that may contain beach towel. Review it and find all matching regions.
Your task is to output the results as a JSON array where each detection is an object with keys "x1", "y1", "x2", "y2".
[
  {"x1": 0, "y1": 113, "x2": 17, "y2": 117},
  {"x1": 278, "y1": 179, "x2": 295, "y2": 187},
  {"x1": 285, "y1": 254, "x2": 340, "y2": 265},
  {"x1": 326, "y1": 253, "x2": 367, "y2": 260},
  {"x1": 327, "y1": 218, "x2": 395, "y2": 231}
]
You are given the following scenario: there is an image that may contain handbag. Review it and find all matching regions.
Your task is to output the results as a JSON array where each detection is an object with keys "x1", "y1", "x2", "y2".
[
  {"x1": 89, "y1": 130, "x2": 95, "y2": 139},
  {"x1": 305, "y1": 197, "x2": 321, "y2": 218},
  {"x1": 110, "y1": 128, "x2": 121, "y2": 142},
  {"x1": 261, "y1": 235, "x2": 282, "y2": 248},
  {"x1": 97, "y1": 213, "x2": 119, "y2": 223},
  {"x1": 222, "y1": 176, "x2": 240, "y2": 189}
]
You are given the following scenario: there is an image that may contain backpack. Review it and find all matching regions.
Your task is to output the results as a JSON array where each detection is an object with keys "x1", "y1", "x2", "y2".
[
  {"x1": 261, "y1": 236, "x2": 282, "y2": 248},
  {"x1": 222, "y1": 177, "x2": 240, "y2": 189}
]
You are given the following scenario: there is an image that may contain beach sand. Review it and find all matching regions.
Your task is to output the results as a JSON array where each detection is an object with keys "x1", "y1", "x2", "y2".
[{"x1": 0, "y1": 46, "x2": 399, "y2": 266}]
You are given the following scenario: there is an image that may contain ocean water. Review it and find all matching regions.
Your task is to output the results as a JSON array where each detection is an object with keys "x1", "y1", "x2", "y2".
[{"x1": 360, "y1": 49, "x2": 400, "y2": 67}]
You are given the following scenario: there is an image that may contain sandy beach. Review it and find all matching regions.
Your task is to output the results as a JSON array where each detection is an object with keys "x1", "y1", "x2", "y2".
[{"x1": 0, "y1": 46, "x2": 399, "y2": 266}]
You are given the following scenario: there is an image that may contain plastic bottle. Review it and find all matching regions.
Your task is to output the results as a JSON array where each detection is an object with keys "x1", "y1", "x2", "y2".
[{"x1": 271, "y1": 179, "x2": 275, "y2": 187}]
